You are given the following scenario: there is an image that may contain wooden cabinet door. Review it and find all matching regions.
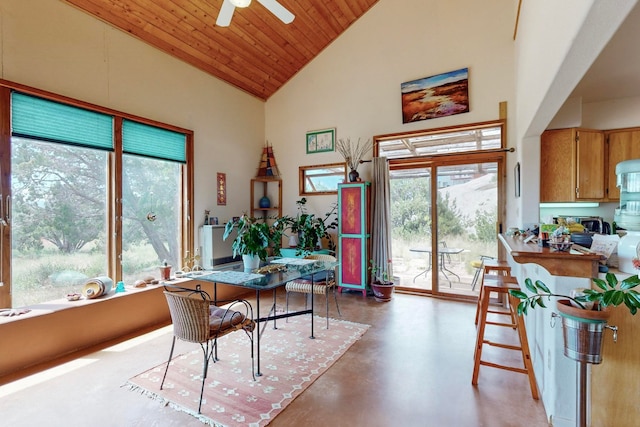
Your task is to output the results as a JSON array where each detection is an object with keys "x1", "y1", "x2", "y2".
[
  {"x1": 575, "y1": 129, "x2": 605, "y2": 200},
  {"x1": 606, "y1": 129, "x2": 640, "y2": 201},
  {"x1": 540, "y1": 129, "x2": 576, "y2": 202}
]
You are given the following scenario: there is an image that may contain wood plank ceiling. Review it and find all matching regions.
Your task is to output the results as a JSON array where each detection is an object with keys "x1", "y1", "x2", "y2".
[{"x1": 62, "y1": 0, "x2": 379, "y2": 100}]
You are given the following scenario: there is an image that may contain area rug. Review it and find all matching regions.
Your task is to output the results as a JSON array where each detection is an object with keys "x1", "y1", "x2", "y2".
[{"x1": 126, "y1": 316, "x2": 369, "y2": 426}]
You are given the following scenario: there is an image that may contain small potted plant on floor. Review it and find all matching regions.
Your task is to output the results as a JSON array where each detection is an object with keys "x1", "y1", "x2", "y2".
[
  {"x1": 223, "y1": 215, "x2": 273, "y2": 271},
  {"x1": 369, "y1": 259, "x2": 394, "y2": 302}
]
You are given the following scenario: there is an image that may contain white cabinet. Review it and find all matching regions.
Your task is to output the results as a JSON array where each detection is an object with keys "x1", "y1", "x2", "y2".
[{"x1": 199, "y1": 225, "x2": 235, "y2": 269}]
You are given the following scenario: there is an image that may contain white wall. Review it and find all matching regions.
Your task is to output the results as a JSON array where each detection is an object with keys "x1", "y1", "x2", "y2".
[
  {"x1": 513, "y1": 0, "x2": 637, "y2": 228},
  {"x1": 0, "y1": 0, "x2": 266, "y2": 246},
  {"x1": 266, "y1": 0, "x2": 517, "y2": 218}
]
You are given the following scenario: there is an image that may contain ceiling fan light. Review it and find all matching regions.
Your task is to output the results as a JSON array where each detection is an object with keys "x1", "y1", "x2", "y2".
[{"x1": 230, "y1": 0, "x2": 252, "y2": 7}]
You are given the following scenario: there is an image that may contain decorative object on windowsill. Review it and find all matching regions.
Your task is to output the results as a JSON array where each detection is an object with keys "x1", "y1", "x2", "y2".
[
  {"x1": 182, "y1": 250, "x2": 202, "y2": 272},
  {"x1": 509, "y1": 274, "x2": 640, "y2": 427},
  {"x1": 115, "y1": 280, "x2": 126, "y2": 293},
  {"x1": 82, "y1": 276, "x2": 114, "y2": 299},
  {"x1": 368, "y1": 259, "x2": 394, "y2": 302},
  {"x1": 335, "y1": 137, "x2": 372, "y2": 182},
  {"x1": 160, "y1": 260, "x2": 172, "y2": 280}
]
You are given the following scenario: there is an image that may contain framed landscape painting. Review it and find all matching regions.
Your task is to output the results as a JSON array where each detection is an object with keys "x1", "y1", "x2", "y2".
[{"x1": 401, "y1": 67, "x2": 469, "y2": 124}]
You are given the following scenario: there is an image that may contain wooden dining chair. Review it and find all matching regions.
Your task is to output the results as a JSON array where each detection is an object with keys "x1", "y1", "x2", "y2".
[{"x1": 161, "y1": 285, "x2": 256, "y2": 414}]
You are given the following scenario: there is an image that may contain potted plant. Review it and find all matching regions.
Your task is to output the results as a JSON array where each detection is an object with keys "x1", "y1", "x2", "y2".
[
  {"x1": 223, "y1": 215, "x2": 273, "y2": 271},
  {"x1": 369, "y1": 259, "x2": 394, "y2": 302},
  {"x1": 509, "y1": 273, "x2": 640, "y2": 363},
  {"x1": 281, "y1": 198, "x2": 338, "y2": 257}
]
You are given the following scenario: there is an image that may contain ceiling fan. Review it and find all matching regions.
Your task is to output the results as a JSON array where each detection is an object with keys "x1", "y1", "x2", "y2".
[{"x1": 216, "y1": 0, "x2": 295, "y2": 27}]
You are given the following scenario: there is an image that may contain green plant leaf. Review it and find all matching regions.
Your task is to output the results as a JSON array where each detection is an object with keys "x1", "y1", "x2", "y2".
[
  {"x1": 509, "y1": 289, "x2": 528, "y2": 300},
  {"x1": 524, "y1": 278, "x2": 537, "y2": 294},
  {"x1": 611, "y1": 290, "x2": 625, "y2": 306},
  {"x1": 535, "y1": 280, "x2": 550, "y2": 294},
  {"x1": 623, "y1": 293, "x2": 639, "y2": 312},
  {"x1": 621, "y1": 274, "x2": 640, "y2": 290},
  {"x1": 627, "y1": 289, "x2": 640, "y2": 305},
  {"x1": 605, "y1": 272, "x2": 619, "y2": 289},
  {"x1": 602, "y1": 290, "x2": 616, "y2": 306},
  {"x1": 592, "y1": 277, "x2": 608, "y2": 292},
  {"x1": 517, "y1": 302, "x2": 527, "y2": 316},
  {"x1": 536, "y1": 298, "x2": 546, "y2": 308}
]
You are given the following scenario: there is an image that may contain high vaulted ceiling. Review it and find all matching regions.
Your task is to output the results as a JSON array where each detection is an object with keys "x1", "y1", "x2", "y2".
[{"x1": 63, "y1": 0, "x2": 379, "y2": 100}]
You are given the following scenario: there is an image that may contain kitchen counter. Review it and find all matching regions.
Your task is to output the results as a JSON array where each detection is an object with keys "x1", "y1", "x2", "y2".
[{"x1": 499, "y1": 234, "x2": 603, "y2": 278}]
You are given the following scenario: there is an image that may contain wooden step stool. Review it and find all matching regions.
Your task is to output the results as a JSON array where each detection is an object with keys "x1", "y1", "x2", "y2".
[
  {"x1": 471, "y1": 274, "x2": 539, "y2": 400},
  {"x1": 474, "y1": 260, "x2": 512, "y2": 325}
]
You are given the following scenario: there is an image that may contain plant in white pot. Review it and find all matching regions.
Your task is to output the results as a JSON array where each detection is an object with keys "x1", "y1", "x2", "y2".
[{"x1": 223, "y1": 215, "x2": 273, "y2": 271}]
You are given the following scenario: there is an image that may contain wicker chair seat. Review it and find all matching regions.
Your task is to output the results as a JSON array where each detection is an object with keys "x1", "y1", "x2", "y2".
[
  {"x1": 161, "y1": 287, "x2": 255, "y2": 414},
  {"x1": 285, "y1": 278, "x2": 334, "y2": 295},
  {"x1": 210, "y1": 306, "x2": 255, "y2": 334}
]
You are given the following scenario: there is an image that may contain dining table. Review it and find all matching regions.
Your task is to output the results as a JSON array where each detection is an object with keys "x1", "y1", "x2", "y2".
[
  {"x1": 409, "y1": 246, "x2": 465, "y2": 286},
  {"x1": 182, "y1": 257, "x2": 338, "y2": 376}
]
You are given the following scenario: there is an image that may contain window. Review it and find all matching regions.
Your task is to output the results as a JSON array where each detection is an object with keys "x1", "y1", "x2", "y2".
[
  {"x1": 1, "y1": 86, "x2": 193, "y2": 307},
  {"x1": 299, "y1": 163, "x2": 347, "y2": 195}
]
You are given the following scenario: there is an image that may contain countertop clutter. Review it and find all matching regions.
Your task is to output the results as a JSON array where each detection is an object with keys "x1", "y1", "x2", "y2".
[{"x1": 499, "y1": 234, "x2": 602, "y2": 278}]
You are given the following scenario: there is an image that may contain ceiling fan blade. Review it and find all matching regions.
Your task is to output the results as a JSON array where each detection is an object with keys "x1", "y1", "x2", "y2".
[
  {"x1": 216, "y1": 0, "x2": 236, "y2": 27},
  {"x1": 257, "y1": 0, "x2": 295, "y2": 24}
]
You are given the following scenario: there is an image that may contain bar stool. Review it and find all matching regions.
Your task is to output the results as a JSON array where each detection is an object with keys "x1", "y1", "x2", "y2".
[
  {"x1": 472, "y1": 274, "x2": 539, "y2": 400},
  {"x1": 474, "y1": 259, "x2": 512, "y2": 325}
]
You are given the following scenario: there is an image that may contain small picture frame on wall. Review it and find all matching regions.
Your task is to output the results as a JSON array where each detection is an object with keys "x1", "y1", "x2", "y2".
[
  {"x1": 217, "y1": 172, "x2": 226, "y2": 205},
  {"x1": 306, "y1": 128, "x2": 335, "y2": 154}
]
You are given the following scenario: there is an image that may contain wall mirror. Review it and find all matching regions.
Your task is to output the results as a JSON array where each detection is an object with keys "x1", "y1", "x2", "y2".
[{"x1": 299, "y1": 162, "x2": 347, "y2": 195}]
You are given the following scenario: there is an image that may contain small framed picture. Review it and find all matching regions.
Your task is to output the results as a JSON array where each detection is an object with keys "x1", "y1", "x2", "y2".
[
  {"x1": 217, "y1": 172, "x2": 226, "y2": 205},
  {"x1": 306, "y1": 128, "x2": 335, "y2": 154}
]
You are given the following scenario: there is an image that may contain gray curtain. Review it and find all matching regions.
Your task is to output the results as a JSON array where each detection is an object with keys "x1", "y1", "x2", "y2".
[{"x1": 371, "y1": 157, "x2": 393, "y2": 279}]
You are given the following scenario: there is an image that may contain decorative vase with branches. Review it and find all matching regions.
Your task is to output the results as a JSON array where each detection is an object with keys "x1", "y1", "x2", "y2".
[{"x1": 335, "y1": 137, "x2": 372, "y2": 182}]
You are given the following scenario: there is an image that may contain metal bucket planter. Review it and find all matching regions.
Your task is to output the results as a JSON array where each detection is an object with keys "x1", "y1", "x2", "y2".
[
  {"x1": 556, "y1": 299, "x2": 617, "y2": 363},
  {"x1": 555, "y1": 299, "x2": 618, "y2": 427}
]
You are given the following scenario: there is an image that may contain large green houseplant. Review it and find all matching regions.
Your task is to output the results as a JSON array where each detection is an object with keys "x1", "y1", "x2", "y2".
[
  {"x1": 223, "y1": 215, "x2": 274, "y2": 269},
  {"x1": 281, "y1": 198, "x2": 338, "y2": 256}
]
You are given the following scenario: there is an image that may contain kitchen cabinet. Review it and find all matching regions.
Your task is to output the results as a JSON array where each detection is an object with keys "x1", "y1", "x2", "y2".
[
  {"x1": 540, "y1": 128, "x2": 605, "y2": 202},
  {"x1": 250, "y1": 177, "x2": 282, "y2": 219},
  {"x1": 605, "y1": 128, "x2": 640, "y2": 201}
]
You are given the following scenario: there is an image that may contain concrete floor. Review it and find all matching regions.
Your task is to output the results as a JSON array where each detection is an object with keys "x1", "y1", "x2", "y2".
[{"x1": 0, "y1": 289, "x2": 550, "y2": 427}]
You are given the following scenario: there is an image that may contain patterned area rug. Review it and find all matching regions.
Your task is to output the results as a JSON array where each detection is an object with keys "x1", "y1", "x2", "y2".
[{"x1": 126, "y1": 316, "x2": 369, "y2": 426}]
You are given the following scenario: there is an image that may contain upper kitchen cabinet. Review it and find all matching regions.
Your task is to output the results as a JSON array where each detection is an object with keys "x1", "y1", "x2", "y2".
[
  {"x1": 605, "y1": 128, "x2": 640, "y2": 201},
  {"x1": 540, "y1": 128, "x2": 605, "y2": 202}
]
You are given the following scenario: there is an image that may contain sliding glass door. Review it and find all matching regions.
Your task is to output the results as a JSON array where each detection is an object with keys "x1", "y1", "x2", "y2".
[{"x1": 378, "y1": 122, "x2": 506, "y2": 300}]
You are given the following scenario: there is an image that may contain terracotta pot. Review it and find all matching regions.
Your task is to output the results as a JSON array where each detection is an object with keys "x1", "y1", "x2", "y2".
[
  {"x1": 371, "y1": 281, "x2": 394, "y2": 302},
  {"x1": 556, "y1": 299, "x2": 611, "y2": 322}
]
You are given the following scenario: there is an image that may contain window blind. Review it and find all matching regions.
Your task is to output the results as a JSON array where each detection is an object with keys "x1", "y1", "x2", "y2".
[
  {"x1": 11, "y1": 92, "x2": 113, "y2": 150},
  {"x1": 122, "y1": 119, "x2": 186, "y2": 163}
]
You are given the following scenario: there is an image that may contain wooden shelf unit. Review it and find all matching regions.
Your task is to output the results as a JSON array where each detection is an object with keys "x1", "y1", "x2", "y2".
[{"x1": 250, "y1": 177, "x2": 282, "y2": 219}]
